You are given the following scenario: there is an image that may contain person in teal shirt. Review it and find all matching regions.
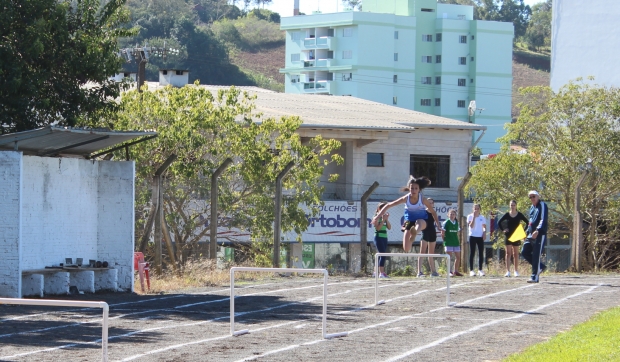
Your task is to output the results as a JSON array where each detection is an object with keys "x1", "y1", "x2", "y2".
[
  {"x1": 442, "y1": 209, "x2": 463, "y2": 276},
  {"x1": 372, "y1": 202, "x2": 391, "y2": 278}
]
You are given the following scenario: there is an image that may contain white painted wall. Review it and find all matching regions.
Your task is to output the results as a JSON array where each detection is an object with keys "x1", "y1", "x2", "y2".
[
  {"x1": 0, "y1": 153, "x2": 135, "y2": 297},
  {"x1": 551, "y1": 0, "x2": 620, "y2": 90},
  {"x1": 0, "y1": 152, "x2": 22, "y2": 298}
]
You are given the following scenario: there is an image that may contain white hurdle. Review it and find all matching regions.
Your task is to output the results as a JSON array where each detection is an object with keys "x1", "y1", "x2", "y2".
[
  {"x1": 229, "y1": 267, "x2": 348, "y2": 339},
  {"x1": 0, "y1": 298, "x2": 109, "y2": 361},
  {"x1": 374, "y1": 253, "x2": 453, "y2": 307}
]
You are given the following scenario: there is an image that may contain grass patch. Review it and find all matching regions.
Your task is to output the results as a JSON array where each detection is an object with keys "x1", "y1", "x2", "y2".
[{"x1": 504, "y1": 306, "x2": 620, "y2": 362}]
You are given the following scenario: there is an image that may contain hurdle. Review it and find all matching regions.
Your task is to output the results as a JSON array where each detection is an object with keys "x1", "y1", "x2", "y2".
[
  {"x1": 229, "y1": 267, "x2": 348, "y2": 339},
  {"x1": 0, "y1": 298, "x2": 109, "y2": 361},
  {"x1": 374, "y1": 253, "x2": 454, "y2": 307}
]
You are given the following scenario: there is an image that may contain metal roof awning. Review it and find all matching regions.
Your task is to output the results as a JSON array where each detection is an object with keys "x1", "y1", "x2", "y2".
[{"x1": 0, "y1": 126, "x2": 157, "y2": 159}]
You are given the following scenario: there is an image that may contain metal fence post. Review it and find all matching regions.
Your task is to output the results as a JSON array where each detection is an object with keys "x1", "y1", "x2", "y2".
[
  {"x1": 360, "y1": 182, "x2": 379, "y2": 273},
  {"x1": 274, "y1": 161, "x2": 295, "y2": 268},
  {"x1": 210, "y1": 158, "x2": 233, "y2": 260}
]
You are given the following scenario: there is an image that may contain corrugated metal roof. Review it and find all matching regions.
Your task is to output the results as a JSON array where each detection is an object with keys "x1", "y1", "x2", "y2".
[
  {"x1": 0, "y1": 126, "x2": 157, "y2": 158},
  {"x1": 145, "y1": 83, "x2": 486, "y2": 132}
]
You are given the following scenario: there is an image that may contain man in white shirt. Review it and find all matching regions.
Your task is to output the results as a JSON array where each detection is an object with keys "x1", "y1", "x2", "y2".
[{"x1": 467, "y1": 204, "x2": 487, "y2": 276}]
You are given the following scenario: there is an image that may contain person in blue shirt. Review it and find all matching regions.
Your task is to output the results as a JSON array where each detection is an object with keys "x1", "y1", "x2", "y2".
[{"x1": 521, "y1": 190, "x2": 548, "y2": 283}]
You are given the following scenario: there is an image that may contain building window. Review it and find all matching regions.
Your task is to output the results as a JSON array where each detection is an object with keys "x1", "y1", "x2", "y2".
[
  {"x1": 410, "y1": 155, "x2": 450, "y2": 188},
  {"x1": 342, "y1": 73, "x2": 352, "y2": 81},
  {"x1": 175, "y1": 70, "x2": 184, "y2": 75},
  {"x1": 343, "y1": 27, "x2": 353, "y2": 37},
  {"x1": 421, "y1": 76, "x2": 432, "y2": 84},
  {"x1": 394, "y1": 53, "x2": 399, "y2": 61},
  {"x1": 393, "y1": 97, "x2": 398, "y2": 105},
  {"x1": 367, "y1": 153, "x2": 384, "y2": 167},
  {"x1": 393, "y1": 75, "x2": 398, "y2": 83},
  {"x1": 471, "y1": 35, "x2": 475, "y2": 40},
  {"x1": 457, "y1": 100, "x2": 466, "y2": 108},
  {"x1": 436, "y1": 33, "x2": 442, "y2": 42},
  {"x1": 471, "y1": 56, "x2": 475, "y2": 61},
  {"x1": 436, "y1": 55, "x2": 442, "y2": 63},
  {"x1": 457, "y1": 14, "x2": 466, "y2": 20},
  {"x1": 290, "y1": 75, "x2": 300, "y2": 83},
  {"x1": 342, "y1": 50, "x2": 352, "y2": 59},
  {"x1": 435, "y1": 76, "x2": 441, "y2": 85},
  {"x1": 459, "y1": 35, "x2": 467, "y2": 44},
  {"x1": 291, "y1": 53, "x2": 300, "y2": 62},
  {"x1": 458, "y1": 57, "x2": 467, "y2": 65},
  {"x1": 435, "y1": 98, "x2": 441, "y2": 107},
  {"x1": 162, "y1": 70, "x2": 168, "y2": 75},
  {"x1": 421, "y1": 56, "x2": 432, "y2": 63},
  {"x1": 458, "y1": 78, "x2": 466, "y2": 87},
  {"x1": 421, "y1": 99, "x2": 431, "y2": 106},
  {"x1": 422, "y1": 34, "x2": 433, "y2": 42},
  {"x1": 421, "y1": 8, "x2": 435, "y2": 12},
  {"x1": 394, "y1": 31, "x2": 399, "y2": 39},
  {"x1": 470, "y1": 78, "x2": 474, "y2": 83}
]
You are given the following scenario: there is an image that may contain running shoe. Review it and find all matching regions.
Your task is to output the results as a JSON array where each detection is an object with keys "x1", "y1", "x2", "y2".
[
  {"x1": 514, "y1": 271, "x2": 520, "y2": 277},
  {"x1": 478, "y1": 270, "x2": 486, "y2": 277},
  {"x1": 449, "y1": 272, "x2": 455, "y2": 277},
  {"x1": 504, "y1": 271, "x2": 511, "y2": 277},
  {"x1": 469, "y1": 270, "x2": 476, "y2": 277},
  {"x1": 417, "y1": 272, "x2": 426, "y2": 278},
  {"x1": 431, "y1": 271, "x2": 439, "y2": 277},
  {"x1": 527, "y1": 276, "x2": 539, "y2": 283},
  {"x1": 372, "y1": 272, "x2": 376, "y2": 278},
  {"x1": 454, "y1": 271, "x2": 464, "y2": 277},
  {"x1": 379, "y1": 273, "x2": 390, "y2": 279}
]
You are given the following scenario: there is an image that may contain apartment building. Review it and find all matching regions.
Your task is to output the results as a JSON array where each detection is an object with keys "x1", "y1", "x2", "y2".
[{"x1": 280, "y1": 0, "x2": 513, "y2": 153}]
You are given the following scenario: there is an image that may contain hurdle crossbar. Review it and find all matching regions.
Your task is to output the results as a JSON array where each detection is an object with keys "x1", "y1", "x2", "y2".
[
  {"x1": 229, "y1": 267, "x2": 348, "y2": 339},
  {"x1": 374, "y1": 253, "x2": 452, "y2": 307},
  {"x1": 0, "y1": 298, "x2": 109, "y2": 361}
]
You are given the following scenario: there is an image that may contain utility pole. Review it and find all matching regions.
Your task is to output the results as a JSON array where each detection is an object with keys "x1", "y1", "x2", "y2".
[
  {"x1": 360, "y1": 182, "x2": 379, "y2": 273},
  {"x1": 273, "y1": 161, "x2": 295, "y2": 268}
]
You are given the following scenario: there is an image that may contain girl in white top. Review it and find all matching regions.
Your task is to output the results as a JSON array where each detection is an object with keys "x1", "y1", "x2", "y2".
[
  {"x1": 467, "y1": 204, "x2": 487, "y2": 276},
  {"x1": 372, "y1": 176, "x2": 440, "y2": 253}
]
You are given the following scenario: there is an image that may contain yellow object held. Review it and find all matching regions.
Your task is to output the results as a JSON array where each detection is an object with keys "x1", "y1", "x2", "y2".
[{"x1": 509, "y1": 224, "x2": 527, "y2": 242}]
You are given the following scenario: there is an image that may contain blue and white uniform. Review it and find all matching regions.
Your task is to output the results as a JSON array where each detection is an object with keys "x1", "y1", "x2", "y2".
[{"x1": 404, "y1": 194, "x2": 427, "y2": 221}]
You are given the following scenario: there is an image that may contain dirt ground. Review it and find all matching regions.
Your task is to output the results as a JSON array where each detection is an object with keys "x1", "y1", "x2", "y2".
[{"x1": 1, "y1": 273, "x2": 619, "y2": 362}]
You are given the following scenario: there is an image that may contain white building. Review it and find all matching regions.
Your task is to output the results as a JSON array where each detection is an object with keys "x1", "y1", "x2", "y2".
[
  {"x1": 159, "y1": 69, "x2": 190, "y2": 87},
  {"x1": 0, "y1": 127, "x2": 156, "y2": 298},
  {"x1": 280, "y1": 0, "x2": 513, "y2": 153},
  {"x1": 551, "y1": 0, "x2": 620, "y2": 90}
]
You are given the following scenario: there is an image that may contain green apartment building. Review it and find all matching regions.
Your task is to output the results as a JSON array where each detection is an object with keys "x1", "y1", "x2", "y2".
[{"x1": 280, "y1": 0, "x2": 513, "y2": 153}]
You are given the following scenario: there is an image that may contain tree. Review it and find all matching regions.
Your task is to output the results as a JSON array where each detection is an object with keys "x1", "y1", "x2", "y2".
[
  {"x1": 467, "y1": 80, "x2": 620, "y2": 270},
  {"x1": 0, "y1": 0, "x2": 134, "y2": 133},
  {"x1": 524, "y1": 0, "x2": 552, "y2": 50},
  {"x1": 477, "y1": 0, "x2": 531, "y2": 39},
  {"x1": 341, "y1": 0, "x2": 362, "y2": 11},
  {"x1": 109, "y1": 84, "x2": 343, "y2": 264}
]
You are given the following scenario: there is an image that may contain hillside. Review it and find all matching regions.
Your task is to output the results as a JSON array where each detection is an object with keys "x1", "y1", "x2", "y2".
[{"x1": 231, "y1": 43, "x2": 550, "y2": 120}]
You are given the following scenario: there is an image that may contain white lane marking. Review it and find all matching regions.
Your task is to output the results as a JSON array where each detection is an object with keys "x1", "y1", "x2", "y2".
[
  {"x1": 0, "y1": 279, "x2": 420, "y2": 359},
  {"x1": 384, "y1": 284, "x2": 602, "y2": 361},
  {"x1": 0, "y1": 280, "x2": 366, "y2": 339},
  {"x1": 232, "y1": 284, "x2": 536, "y2": 362}
]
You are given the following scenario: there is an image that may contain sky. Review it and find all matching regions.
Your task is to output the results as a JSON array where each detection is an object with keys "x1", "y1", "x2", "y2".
[{"x1": 264, "y1": 0, "x2": 543, "y2": 18}]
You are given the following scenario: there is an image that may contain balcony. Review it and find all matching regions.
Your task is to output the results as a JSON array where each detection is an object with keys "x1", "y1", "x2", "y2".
[
  {"x1": 292, "y1": 81, "x2": 331, "y2": 94},
  {"x1": 302, "y1": 59, "x2": 334, "y2": 68},
  {"x1": 302, "y1": 36, "x2": 336, "y2": 50}
]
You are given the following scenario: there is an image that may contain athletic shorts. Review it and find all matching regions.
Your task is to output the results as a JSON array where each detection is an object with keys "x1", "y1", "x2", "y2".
[
  {"x1": 421, "y1": 227, "x2": 437, "y2": 242},
  {"x1": 446, "y1": 246, "x2": 461, "y2": 252},
  {"x1": 505, "y1": 239, "x2": 522, "y2": 246}
]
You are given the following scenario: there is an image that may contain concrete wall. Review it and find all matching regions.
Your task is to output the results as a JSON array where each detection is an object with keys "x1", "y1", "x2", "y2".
[
  {"x1": 97, "y1": 161, "x2": 135, "y2": 291},
  {"x1": 551, "y1": 0, "x2": 620, "y2": 90},
  {"x1": 0, "y1": 153, "x2": 134, "y2": 297},
  {"x1": 0, "y1": 152, "x2": 22, "y2": 298}
]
